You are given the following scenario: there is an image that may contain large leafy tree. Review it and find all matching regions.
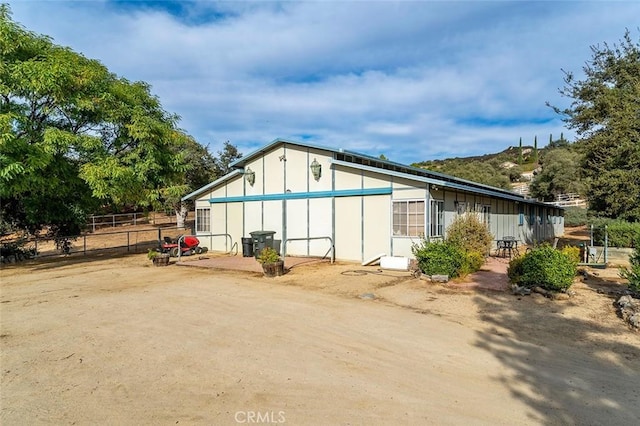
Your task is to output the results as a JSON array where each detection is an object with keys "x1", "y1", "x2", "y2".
[
  {"x1": 550, "y1": 30, "x2": 640, "y2": 221},
  {"x1": 529, "y1": 147, "x2": 584, "y2": 201},
  {"x1": 160, "y1": 139, "x2": 242, "y2": 228},
  {"x1": 1, "y1": 6, "x2": 190, "y2": 238},
  {"x1": 160, "y1": 136, "x2": 220, "y2": 228}
]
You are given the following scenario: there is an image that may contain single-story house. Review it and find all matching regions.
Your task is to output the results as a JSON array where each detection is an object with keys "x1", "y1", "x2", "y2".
[{"x1": 183, "y1": 139, "x2": 563, "y2": 262}]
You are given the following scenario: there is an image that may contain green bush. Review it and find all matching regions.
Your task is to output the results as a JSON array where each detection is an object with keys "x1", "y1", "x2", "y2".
[
  {"x1": 446, "y1": 214, "x2": 493, "y2": 258},
  {"x1": 591, "y1": 219, "x2": 640, "y2": 248},
  {"x1": 507, "y1": 255, "x2": 525, "y2": 285},
  {"x1": 560, "y1": 246, "x2": 581, "y2": 265},
  {"x1": 564, "y1": 207, "x2": 590, "y2": 227},
  {"x1": 445, "y1": 214, "x2": 492, "y2": 275},
  {"x1": 511, "y1": 244, "x2": 577, "y2": 291},
  {"x1": 462, "y1": 251, "x2": 485, "y2": 276},
  {"x1": 619, "y1": 237, "x2": 640, "y2": 293},
  {"x1": 412, "y1": 240, "x2": 467, "y2": 278},
  {"x1": 256, "y1": 247, "x2": 281, "y2": 264}
]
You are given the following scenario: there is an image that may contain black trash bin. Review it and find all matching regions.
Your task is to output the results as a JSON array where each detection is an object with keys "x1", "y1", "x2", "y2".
[
  {"x1": 241, "y1": 237, "x2": 254, "y2": 257},
  {"x1": 250, "y1": 231, "x2": 276, "y2": 259}
]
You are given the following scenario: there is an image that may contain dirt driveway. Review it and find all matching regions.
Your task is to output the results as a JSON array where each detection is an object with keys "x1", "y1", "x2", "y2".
[{"x1": 1, "y1": 254, "x2": 639, "y2": 425}]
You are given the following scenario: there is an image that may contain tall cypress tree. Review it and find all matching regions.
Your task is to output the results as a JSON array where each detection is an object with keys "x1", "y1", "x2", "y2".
[
  {"x1": 533, "y1": 136, "x2": 539, "y2": 164},
  {"x1": 517, "y1": 137, "x2": 523, "y2": 165}
]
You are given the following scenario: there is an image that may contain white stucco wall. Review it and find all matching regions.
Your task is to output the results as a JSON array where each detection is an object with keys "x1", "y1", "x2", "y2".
[
  {"x1": 334, "y1": 196, "x2": 362, "y2": 261},
  {"x1": 363, "y1": 195, "x2": 391, "y2": 259},
  {"x1": 308, "y1": 197, "x2": 332, "y2": 256}
]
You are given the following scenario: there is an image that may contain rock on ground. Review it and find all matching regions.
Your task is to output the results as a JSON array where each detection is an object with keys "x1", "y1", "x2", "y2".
[{"x1": 616, "y1": 295, "x2": 640, "y2": 330}]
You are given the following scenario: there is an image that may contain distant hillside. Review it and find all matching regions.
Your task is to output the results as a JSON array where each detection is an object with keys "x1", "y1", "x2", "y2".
[
  {"x1": 409, "y1": 135, "x2": 575, "y2": 192},
  {"x1": 412, "y1": 145, "x2": 546, "y2": 172},
  {"x1": 410, "y1": 145, "x2": 547, "y2": 190}
]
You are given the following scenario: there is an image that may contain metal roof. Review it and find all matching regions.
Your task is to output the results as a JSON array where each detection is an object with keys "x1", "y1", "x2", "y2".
[{"x1": 188, "y1": 138, "x2": 557, "y2": 208}]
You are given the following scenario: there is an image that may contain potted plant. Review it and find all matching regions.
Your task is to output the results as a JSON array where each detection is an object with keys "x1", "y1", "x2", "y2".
[
  {"x1": 256, "y1": 247, "x2": 285, "y2": 277},
  {"x1": 148, "y1": 249, "x2": 170, "y2": 266}
]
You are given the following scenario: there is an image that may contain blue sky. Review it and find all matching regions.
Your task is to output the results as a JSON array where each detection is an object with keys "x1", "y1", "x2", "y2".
[{"x1": 7, "y1": 1, "x2": 640, "y2": 164}]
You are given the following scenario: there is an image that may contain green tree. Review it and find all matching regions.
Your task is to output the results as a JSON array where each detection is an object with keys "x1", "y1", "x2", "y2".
[
  {"x1": 532, "y1": 136, "x2": 538, "y2": 164},
  {"x1": 212, "y1": 141, "x2": 242, "y2": 177},
  {"x1": 517, "y1": 137, "x2": 523, "y2": 165},
  {"x1": 548, "y1": 133, "x2": 571, "y2": 149},
  {"x1": 550, "y1": 30, "x2": 640, "y2": 221},
  {"x1": 619, "y1": 237, "x2": 640, "y2": 293},
  {"x1": 159, "y1": 135, "x2": 219, "y2": 228},
  {"x1": 507, "y1": 165, "x2": 523, "y2": 182},
  {"x1": 0, "y1": 6, "x2": 190, "y2": 238},
  {"x1": 529, "y1": 148, "x2": 584, "y2": 201},
  {"x1": 415, "y1": 158, "x2": 512, "y2": 189},
  {"x1": 165, "y1": 140, "x2": 241, "y2": 228},
  {"x1": 184, "y1": 141, "x2": 218, "y2": 192}
]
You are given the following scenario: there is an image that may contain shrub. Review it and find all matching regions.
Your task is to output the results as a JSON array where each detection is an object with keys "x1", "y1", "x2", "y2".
[
  {"x1": 591, "y1": 219, "x2": 640, "y2": 248},
  {"x1": 445, "y1": 214, "x2": 492, "y2": 275},
  {"x1": 507, "y1": 255, "x2": 526, "y2": 285},
  {"x1": 516, "y1": 244, "x2": 577, "y2": 291},
  {"x1": 256, "y1": 247, "x2": 281, "y2": 264},
  {"x1": 446, "y1": 214, "x2": 493, "y2": 258},
  {"x1": 560, "y1": 246, "x2": 581, "y2": 265},
  {"x1": 412, "y1": 240, "x2": 466, "y2": 278},
  {"x1": 619, "y1": 237, "x2": 640, "y2": 293},
  {"x1": 462, "y1": 251, "x2": 485, "y2": 276},
  {"x1": 564, "y1": 207, "x2": 590, "y2": 227}
]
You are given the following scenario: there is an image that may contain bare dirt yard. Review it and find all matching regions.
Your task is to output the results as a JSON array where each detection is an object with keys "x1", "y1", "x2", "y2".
[{"x1": 1, "y1": 249, "x2": 639, "y2": 425}]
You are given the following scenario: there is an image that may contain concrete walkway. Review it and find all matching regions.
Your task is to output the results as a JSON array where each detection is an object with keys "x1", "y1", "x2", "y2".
[
  {"x1": 177, "y1": 252, "x2": 512, "y2": 292},
  {"x1": 176, "y1": 253, "x2": 330, "y2": 273},
  {"x1": 449, "y1": 256, "x2": 512, "y2": 291}
]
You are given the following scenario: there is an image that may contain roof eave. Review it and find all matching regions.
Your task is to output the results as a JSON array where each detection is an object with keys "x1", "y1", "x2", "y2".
[
  {"x1": 181, "y1": 169, "x2": 244, "y2": 201},
  {"x1": 229, "y1": 138, "x2": 342, "y2": 168}
]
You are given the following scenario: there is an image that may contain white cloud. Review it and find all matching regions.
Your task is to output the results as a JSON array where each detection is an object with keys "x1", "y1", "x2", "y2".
[{"x1": 6, "y1": 0, "x2": 639, "y2": 164}]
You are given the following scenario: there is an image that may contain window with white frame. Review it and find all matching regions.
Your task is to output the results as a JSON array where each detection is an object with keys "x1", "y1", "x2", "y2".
[
  {"x1": 430, "y1": 200, "x2": 444, "y2": 237},
  {"x1": 393, "y1": 200, "x2": 425, "y2": 237},
  {"x1": 196, "y1": 208, "x2": 211, "y2": 233},
  {"x1": 455, "y1": 201, "x2": 467, "y2": 215}
]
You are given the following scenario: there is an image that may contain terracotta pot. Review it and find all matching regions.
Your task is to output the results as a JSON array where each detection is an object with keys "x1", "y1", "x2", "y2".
[{"x1": 262, "y1": 260, "x2": 285, "y2": 277}]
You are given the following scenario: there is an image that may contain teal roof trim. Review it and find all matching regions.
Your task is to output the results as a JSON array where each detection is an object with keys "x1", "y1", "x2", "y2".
[{"x1": 208, "y1": 187, "x2": 392, "y2": 203}]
